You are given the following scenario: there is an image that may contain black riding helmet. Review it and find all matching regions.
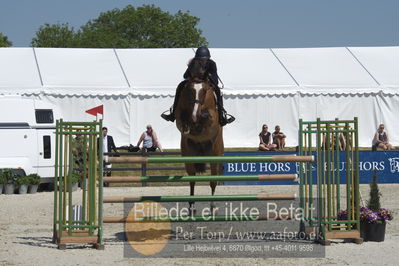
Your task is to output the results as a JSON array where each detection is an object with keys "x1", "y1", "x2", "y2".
[{"x1": 195, "y1": 46, "x2": 211, "y2": 59}]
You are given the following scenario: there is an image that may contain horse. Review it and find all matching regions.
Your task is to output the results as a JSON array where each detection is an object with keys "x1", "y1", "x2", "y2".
[{"x1": 174, "y1": 58, "x2": 224, "y2": 214}]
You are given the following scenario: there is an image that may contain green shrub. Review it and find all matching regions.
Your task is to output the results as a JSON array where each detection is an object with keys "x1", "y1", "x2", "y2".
[
  {"x1": 0, "y1": 169, "x2": 18, "y2": 184},
  {"x1": 367, "y1": 171, "x2": 381, "y2": 211},
  {"x1": 0, "y1": 170, "x2": 6, "y2": 184},
  {"x1": 16, "y1": 175, "x2": 31, "y2": 185},
  {"x1": 27, "y1": 174, "x2": 41, "y2": 185},
  {"x1": 70, "y1": 173, "x2": 80, "y2": 184}
]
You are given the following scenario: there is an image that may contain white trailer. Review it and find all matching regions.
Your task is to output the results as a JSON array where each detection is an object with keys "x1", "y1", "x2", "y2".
[{"x1": 0, "y1": 97, "x2": 61, "y2": 183}]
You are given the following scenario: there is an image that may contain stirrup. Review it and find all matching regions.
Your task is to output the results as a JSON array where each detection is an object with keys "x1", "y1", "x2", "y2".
[
  {"x1": 226, "y1": 114, "x2": 235, "y2": 124},
  {"x1": 161, "y1": 110, "x2": 175, "y2": 122}
]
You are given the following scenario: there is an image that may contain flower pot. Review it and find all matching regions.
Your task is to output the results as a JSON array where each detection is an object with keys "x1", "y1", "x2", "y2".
[
  {"x1": 28, "y1": 185, "x2": 39, "y2": 194},
  {"x1": 19, "y1": 184, "x2": 28, "y2": 194},
  {"x1": 0, "y1": 184, "x2": 3, "y2": 194},
  {"x1": 364, "y1": 222, "x2": 386, "y2": 242},
  {"x1": 360, "y1": 221, "x2": 368, "y2": 239},
  {"x1": 66, "y1": 183, "x2": 78, "y2": 192},
  {"x1": 4, "y1": 184, "x2": 15, "y2": 194}
]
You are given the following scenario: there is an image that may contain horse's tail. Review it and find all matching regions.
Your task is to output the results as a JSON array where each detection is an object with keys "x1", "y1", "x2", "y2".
[{"x1": 194, "y1": 163, "x2": 206, "y2": 173}]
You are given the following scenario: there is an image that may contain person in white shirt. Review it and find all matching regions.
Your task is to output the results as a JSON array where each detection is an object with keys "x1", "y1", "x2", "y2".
[
  {"x1": 100, "y1": 127, "x2": 117, "y2": 177},
  {"x1": 136, "y1": 125, "x2": 163, "y2": 152}
]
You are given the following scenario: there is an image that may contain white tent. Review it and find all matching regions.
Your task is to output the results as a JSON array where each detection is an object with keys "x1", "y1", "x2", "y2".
[{"x1": 0, "y1": 46, "x2": 398, "y2": 148}]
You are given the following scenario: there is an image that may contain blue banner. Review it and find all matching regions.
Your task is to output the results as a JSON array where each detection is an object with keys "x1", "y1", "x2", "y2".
[{"x1": 223, "y1": 151, "x2": 399, "y2": 185}]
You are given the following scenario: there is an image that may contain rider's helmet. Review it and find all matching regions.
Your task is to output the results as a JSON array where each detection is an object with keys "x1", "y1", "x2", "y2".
[{"x1": 195, "y1": 46, "x2": 211, "y2": 59}]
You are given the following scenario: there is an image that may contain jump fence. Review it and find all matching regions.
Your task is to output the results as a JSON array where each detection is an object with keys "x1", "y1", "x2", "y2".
[{"x1": 52, "y1": 118, "x2": 361, "y2": 249}]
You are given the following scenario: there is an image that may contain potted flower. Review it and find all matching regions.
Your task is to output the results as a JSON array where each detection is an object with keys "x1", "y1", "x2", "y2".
[
  {"x1": 360, "y1": 172, "x2": 393, "y2": 241},
  {"x1": 71, "y1": 173, "x2": 80, "y2": 192},
  {"x1": 16, "y1": 175, "x2": 31, "y2": 194},
  {"x1": 1, "y1": 169, "x2": 18, "y2": 194},
  {"x1": 27, "y1": 174, "x2": 41, "y2": 194},
  {"x1": 65, "y1": 173, "x2": 80, "y2": 192},
  {"x1": 339, "y1": 172, "x2": 394, "y2": 241}
]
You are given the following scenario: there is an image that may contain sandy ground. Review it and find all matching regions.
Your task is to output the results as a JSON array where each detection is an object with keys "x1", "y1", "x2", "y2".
[{"x1": 0, "y1": 184, "x2": 398, "y2": 266}]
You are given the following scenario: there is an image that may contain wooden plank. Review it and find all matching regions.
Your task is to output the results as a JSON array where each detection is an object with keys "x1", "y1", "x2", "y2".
[
  {"x1": 272, "y1": 155, "x2": 314, "y2": 162},
  {"x1": 103, "y1": 196, "x2": 140, "y2": 203},
  {"x1": 61, "y1": 231, "x2": 91, "y2": 236},
  {"x1": 58, "y1": 236, "x2": 99, "y2": 244},
  {"x1": 324, "y1": 231, "x2": 360, "y2": 239},
  {"x1": 107, "y1": 157, "x2": 147, "y2": 164},
  {"x1": 259, "y1": 174, "x2": 298, "y2": 181},
  {"x1": 257, "y1": 193, "x2": 296, "y2": 200},
  {"x1": 103, "y1": 176, "x2": 141, "y2": 183}
]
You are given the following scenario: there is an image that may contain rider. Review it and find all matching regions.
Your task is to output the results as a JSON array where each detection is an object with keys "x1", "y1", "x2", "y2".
[{"x1": 161, "y1": 46, "x2": 235, "y2": 126}]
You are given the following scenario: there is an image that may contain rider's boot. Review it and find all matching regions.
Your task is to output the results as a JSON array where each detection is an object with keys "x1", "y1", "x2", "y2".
[
  {"x1": 215, "y1": 88, "x2": 235, "y2": 126},
  {"x1": 161, "y1": 81, "x2": 186, "y2": 122}
]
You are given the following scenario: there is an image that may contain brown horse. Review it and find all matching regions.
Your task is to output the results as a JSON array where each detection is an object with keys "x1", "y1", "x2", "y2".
[{"x1": 174, "y1": 58, "x2": 224, "y2": 214}]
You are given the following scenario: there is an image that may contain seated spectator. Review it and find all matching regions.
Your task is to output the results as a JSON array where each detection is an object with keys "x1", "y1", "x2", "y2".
[
  {"x1": 272, "y1": 125, "x2": 286, "y2": 151},
  {"x1": 322, "y1": 132, "x2": 346, "y2": 151},
  {"x1": 372, "y1": 124, "x2": 393, "y2": 150},
  {"x1": 258, "y1": 124, "x2": 277, "y2": 151},
  {"x1": 136, "y1": 125, "x2": 163, "y2": 152}
]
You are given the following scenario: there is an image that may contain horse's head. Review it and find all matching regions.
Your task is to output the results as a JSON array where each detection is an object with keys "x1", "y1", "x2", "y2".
[
  {"x1": 175, "y1": 59, "x2": 220, "y2": 138},
  {"x1": 186, "y1": 58, "x2": 208, "y2": 81}
]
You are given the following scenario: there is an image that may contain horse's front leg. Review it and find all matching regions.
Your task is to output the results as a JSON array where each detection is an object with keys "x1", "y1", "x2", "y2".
[
  {"x1": 189, "y1": 181, "x2": 196, "y2": 216},
  {"x1": 185, "y1": 162, "x2": 196, "y2": 216},
  {"x1": 209, "y1": 162, "x2": 220, "y2": 214}
]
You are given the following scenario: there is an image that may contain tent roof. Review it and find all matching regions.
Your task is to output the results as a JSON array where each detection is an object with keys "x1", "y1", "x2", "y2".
[
  {"x1": 348, "y1": 46, "x2": 399, "y2": 87},
  {"x1": 273, "y1": 47, "x2": 378, "y2": 87},
  {"x1": 0, "y1": 48, "x2": 42, "y2": 89},
  {"x1": 116, "y1": 48, "x2": 194, "y2": 94},
  {"x1": 0, "y1": 46, "x2": 398, "y2": 96}
]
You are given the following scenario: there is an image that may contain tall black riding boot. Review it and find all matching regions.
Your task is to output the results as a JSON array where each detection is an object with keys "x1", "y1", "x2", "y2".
[
  {"x1": 215, "y1": 88, "x2": 235, "y2": 126},
  {"x1": 161, "y1": 81, "x2": 186, "y2": 122}
]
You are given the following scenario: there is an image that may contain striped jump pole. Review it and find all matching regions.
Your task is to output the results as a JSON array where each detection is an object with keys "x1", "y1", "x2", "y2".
[
  {"x1": 107, "y1": 155, "x2": 314, "y2": 164},
  {"x1": 103, "y1": 212, "x2": 293, "y2": 223},
  {"x1": 103, "y1": 193, "x2": 297, "y2": 203},
  {"x1": 103, "y1": 174, "x2": 298, "y2": 183}
]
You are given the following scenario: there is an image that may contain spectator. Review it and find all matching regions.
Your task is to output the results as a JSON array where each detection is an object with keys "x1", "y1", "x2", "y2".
[
  {"x1": 100, "y1": 127, "x2": 118, "y2": 154},
  {"x1": 322, "y1": 132, "x2": 346, "y2": 151},
  {"x1": 99, "y1": 127, "x2": 118, "y2": 177},
  {"x1": 136, "y1": 125, "x2": 163, "y2": 152},
  {"x1": 372, "y1": 124, "x2": 393, "y2": 150},
  {"x1": 272, "y1": 125, "x2": 286, "y2": 151},
  {"x1": 258, "y1": 124, "x2": 277, "y2": 151}
]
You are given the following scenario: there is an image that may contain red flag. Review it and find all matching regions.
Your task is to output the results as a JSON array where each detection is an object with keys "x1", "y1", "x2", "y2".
[{"x1": 85, "y1": 105, "x2": 103, "y2": 116}]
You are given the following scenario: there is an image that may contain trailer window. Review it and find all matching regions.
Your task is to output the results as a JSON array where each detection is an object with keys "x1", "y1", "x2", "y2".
[
  {"x1": 43, "y1": 136, "x2": 51, "y2": 159},
  {"x1": 35, "y1": 109, "x2": 54, "y2": 124}
]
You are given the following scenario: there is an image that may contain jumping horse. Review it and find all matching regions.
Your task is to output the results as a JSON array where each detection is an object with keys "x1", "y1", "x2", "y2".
[{"x1": 174, "y1": 58, "x2": 224, "y2": 214}]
